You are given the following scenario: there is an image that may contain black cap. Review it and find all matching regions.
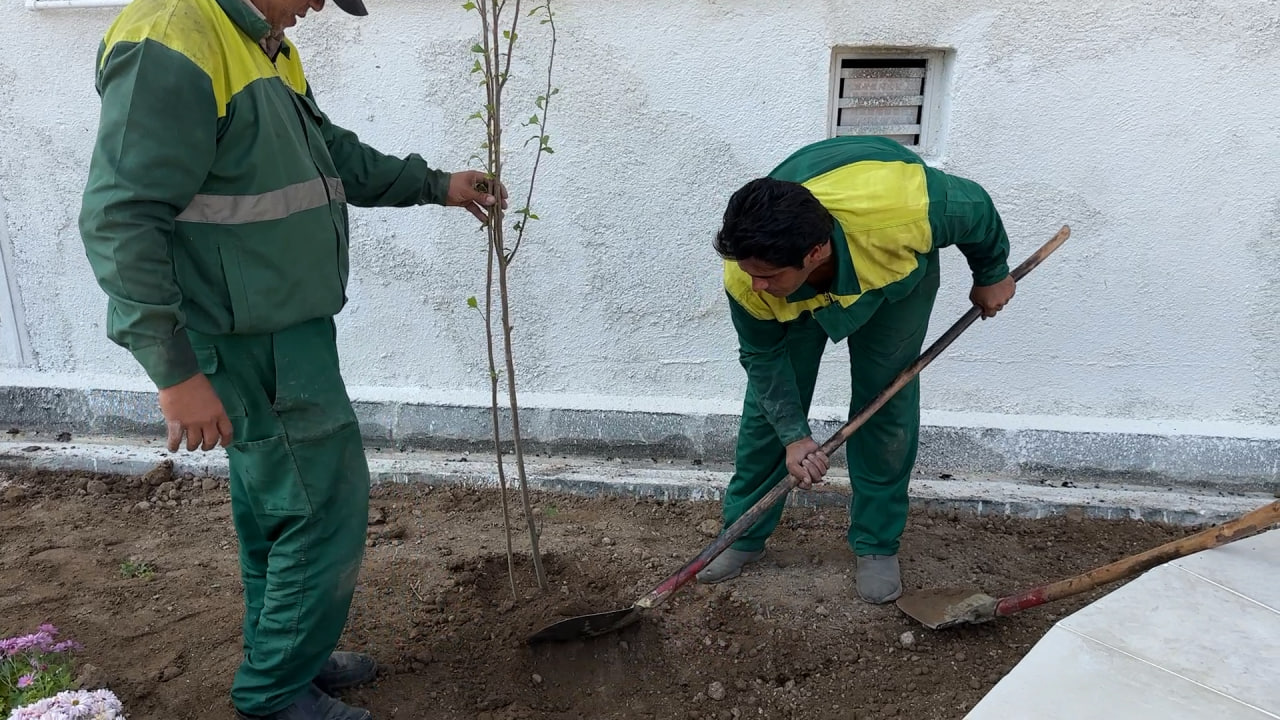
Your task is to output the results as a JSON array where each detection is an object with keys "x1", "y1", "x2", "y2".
[{"x1": 332, "y1": 0, "x2": 368, "y2": 16}]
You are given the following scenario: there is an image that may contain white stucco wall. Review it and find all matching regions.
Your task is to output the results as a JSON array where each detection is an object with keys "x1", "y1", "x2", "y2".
[{"x1": 2, "y1": 0, "x2": 1278, "y2": 437}]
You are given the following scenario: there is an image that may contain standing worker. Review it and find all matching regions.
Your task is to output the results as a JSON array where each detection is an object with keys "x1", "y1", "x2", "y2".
[
  {"x1": 78, "y1": 0, "x2": 504, "y2": 718},
  {"x1": 698, "y1": 135, "x2": 1014, "y2": 604}
]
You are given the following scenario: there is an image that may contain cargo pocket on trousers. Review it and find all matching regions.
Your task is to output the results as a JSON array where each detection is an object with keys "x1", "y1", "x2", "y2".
[{"x1": 226, "y1": 435, "x2": 314, "y2": 517}]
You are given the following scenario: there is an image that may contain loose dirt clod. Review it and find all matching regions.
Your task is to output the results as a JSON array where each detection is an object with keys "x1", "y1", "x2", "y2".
[{"x1": 0, "y1": 468, "x2": 1191, "y2": 720}]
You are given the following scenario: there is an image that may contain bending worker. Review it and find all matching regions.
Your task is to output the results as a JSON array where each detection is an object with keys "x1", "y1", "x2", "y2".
[
  {"x1": 78, "y1": 0, "x2": 503, "y2": 718},
  {"x1": 698, "y1": 135, "x2": 1014, "y2": 603}
]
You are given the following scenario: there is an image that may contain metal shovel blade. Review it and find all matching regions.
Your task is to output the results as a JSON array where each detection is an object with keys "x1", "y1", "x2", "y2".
[
  {"x1": 895, "y1": 587, "x2": 999, "y2": 630},
  {"x1": 527, "y1": 605, "x2": 641, "y2": 644}
]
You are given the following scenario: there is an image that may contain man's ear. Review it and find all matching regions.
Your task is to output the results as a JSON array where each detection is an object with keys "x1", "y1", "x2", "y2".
[{"x1": 805, "y1": 241, "x2": 830, "y2": 265}]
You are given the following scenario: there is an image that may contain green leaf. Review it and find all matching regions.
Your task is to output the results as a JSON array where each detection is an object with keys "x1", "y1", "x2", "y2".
[
  {"x1": 528, "y1": 212, "x2": 539, "y2": 220},
  {"x1": 471, "y1": 43, "x2": 484, "y2": 53},
  {"x1": 470, "y1": 59, "x2": 483, "y2": 73},
  {"x1": 529, "y1": 114, "x2": 539, "y2": 124},
  {"x1": 466, "y1": 296, "x2": 479, "y2": 309},
  {"x1": 462, "y1": 1, "x2": 475, "y2": 9}
]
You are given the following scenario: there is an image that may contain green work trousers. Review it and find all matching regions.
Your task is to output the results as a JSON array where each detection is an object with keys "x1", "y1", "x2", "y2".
[
  {"x1": 722, "y1": 253, "x2": 940, "y2": 556},
  {"x1": 188, "y1": 317, "x2": 370, "y2": 716}
]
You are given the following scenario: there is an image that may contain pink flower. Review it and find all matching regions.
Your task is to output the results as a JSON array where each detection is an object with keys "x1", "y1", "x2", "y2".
[{"x1": 17, "y1": 672, "x2": 34, "y2": 688}]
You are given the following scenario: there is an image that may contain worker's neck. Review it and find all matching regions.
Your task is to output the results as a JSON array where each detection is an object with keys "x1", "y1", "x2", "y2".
[{"x1": 806, "y1": 251, "x2": 836, "y2": 293}]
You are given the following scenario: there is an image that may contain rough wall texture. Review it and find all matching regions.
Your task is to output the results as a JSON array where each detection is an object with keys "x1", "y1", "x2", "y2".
[{"x1": 2, "y1": 0, "x2": 1278, "y2": 437}]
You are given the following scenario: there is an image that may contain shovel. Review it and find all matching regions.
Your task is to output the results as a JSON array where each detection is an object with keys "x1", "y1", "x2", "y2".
[
  {"x1": 896, "y1": 499, "x2": 1280, "y2": 630},
  {"x1": 526, "y1": 225, "x2": 1072, "y2": 644}
]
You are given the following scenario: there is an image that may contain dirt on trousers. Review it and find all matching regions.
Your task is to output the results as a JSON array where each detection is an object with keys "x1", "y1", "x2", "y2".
[{"x1": 0, "y1": 466, "x2": 1191, "y2": 720}]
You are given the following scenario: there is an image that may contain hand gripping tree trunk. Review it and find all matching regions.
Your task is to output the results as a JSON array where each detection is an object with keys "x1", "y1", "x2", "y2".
[{"x1": 464, "y1": 0, "x2": 558, "y2": 595}]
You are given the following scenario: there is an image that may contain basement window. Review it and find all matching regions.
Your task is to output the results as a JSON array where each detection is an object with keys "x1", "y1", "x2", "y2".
[{"x1": 829, "y1": 49, "x2": 947, "y2": 155}]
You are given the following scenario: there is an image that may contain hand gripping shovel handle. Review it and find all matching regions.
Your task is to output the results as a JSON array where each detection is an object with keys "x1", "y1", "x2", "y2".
[
  {"x1": 635, "y1": 225, "x2": 1072, "y2": 610},
  {"x1": 994, "y1": 498, "x2": 1280, "y2": 617}
]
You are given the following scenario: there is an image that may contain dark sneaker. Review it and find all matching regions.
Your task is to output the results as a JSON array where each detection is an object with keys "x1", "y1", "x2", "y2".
[
  {"x1": 695, "y1": 548, "x2": 766, "y2": 584},
  {"x1": 235, "y1": 683, "x2": 371, "y2": 720},
  {"x1": 313, "y1": 652, "x2": 378, "y2": 695}
]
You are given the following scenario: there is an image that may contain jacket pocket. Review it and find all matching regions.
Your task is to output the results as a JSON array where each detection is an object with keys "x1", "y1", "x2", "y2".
[{"x1": 216, "y1": 240, "x2": 255, "y2": 333}]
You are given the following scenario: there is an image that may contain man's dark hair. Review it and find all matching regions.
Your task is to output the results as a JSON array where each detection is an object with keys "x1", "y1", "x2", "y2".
[{"x1": 713, "y1": 177, "x2": 834, "y2": 268}]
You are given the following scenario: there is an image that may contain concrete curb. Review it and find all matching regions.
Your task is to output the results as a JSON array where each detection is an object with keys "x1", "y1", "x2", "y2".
[
  {"x1": 0, "y1": 439, "x2": 1269, "y2": 528},
  {"x1": 1, "y1": 385, "x2": 1277, "y2": 493}
]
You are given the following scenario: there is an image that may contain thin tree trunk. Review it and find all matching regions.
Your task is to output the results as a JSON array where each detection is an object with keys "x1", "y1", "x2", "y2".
[{"x1": 498, "y1": 256, "x2": 547, "y2": 589}]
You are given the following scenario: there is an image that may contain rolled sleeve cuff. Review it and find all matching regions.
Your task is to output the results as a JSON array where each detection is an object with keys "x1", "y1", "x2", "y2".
[
  {"x1": 973, "y1": 262, "x2": 1010, "y2": 287},
  {"x1": 131, "y1": 331, "x2": 199, "y2": 389},
  {"x1": 421, "y1": 167, "x2": 451, "y2": 206},
  {"x1": 775, "y1": 421, "x2": 813, "y2": 448}
]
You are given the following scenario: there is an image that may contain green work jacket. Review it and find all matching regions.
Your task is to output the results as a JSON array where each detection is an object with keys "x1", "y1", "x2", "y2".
[
  {"x1": 723, "y1": 136, "x2": 1011, "y2": 446},
  {"x1": 79, "y1": 0, "x2": 452, "y2": 389}
]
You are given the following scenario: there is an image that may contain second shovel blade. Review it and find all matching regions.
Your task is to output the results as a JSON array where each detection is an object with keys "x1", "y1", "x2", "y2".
[{"x1": 896, "y1": 587, "x2": 999, "y2": 630}]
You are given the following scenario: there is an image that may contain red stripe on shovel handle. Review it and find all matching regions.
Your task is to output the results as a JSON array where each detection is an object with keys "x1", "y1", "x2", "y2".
[
  {"x1": 995, "y1": 588, "x2": 1051, "y2": 616},
  {"x1": 636, "y1": 226, "x2": 1072, "y2": 611}
]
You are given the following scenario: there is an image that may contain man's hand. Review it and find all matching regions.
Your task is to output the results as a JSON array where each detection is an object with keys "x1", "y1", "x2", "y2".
[
  {"x1": 157, "y1": 374, "x2": 233, "y2": 453},
  {"x1": 446, "y1": 170, "x2": 508, "y2": 224},
  {"x1": 785, "y1": 437, "x2": 830, "y2": 490},
  {"x1": 970, "y1": 275, "x2": 1016, "y2": 319}
]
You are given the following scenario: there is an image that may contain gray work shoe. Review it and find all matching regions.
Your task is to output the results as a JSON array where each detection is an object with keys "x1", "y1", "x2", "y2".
[
  {"x1": 235, "y1": 683, "x2": 371, "y2": 720},
  {"x1": 313, "y1": 651, "x2": 378, "y2": 695},
  {"x1": 695, "y1": 548, "x2": 765, "y2": 584},
  {"x1": 856, "y1": 554, "x2": 902, "y2": 603}
]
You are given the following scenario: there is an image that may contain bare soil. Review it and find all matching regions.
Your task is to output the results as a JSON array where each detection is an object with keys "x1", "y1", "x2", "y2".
[{"x1": 0, "y1": 465, "x2": 1190, "y2": 720}]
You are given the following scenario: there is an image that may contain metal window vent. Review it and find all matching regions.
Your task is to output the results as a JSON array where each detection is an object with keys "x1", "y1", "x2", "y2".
[{"x1": 829, "y1": 50, "x2": 947, "y2": 153}]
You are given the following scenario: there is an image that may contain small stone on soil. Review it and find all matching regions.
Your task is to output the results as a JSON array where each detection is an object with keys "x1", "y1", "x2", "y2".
[
  {"x1": 815, "y1": 605, "x2": 829, "y2": 616},
  {"x1": 707, "y1": 681, "x2": 726, "y2": 701},
  {"x1": 87, "y1": 480, "x2": 108, "y2": 496},
  {"x1": 133, "y1": 501, "x2": 151, "y2": 512},
  {"x1": 158, "y1": 666, "x2": 182, "y2": 682},
  {"x1": 144, "y1": 460, "x2": 173, "y2": 487},
  {"x1": 201, "y1": 477, "x2": 219, "y2": 492},
  {"x1": 531, "y1": 674, "x2": 543, "y2": 685},
  {"x1": 3, "y1": 487, "x2": 25, "y2": 503},
  {"x1": 899, "y1": 631, "x2": 915, "y2": 649},
  {"x1": 698, "y1": 519, "x2": 721, "y2": 537}
]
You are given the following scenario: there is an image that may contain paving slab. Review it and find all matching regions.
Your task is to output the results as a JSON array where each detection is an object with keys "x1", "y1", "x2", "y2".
[{"x1": 966, "y1": 528, "x2": 1280, "y2": 719}]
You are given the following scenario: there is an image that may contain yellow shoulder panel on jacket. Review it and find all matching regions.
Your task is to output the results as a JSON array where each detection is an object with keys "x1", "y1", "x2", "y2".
[
  {"x1": 724, "y1": 260, "x2": 775, "y2": 321},
  {"x1": 276, "y1": 41, "x2": 309, "y2": 94},
  {"x1": 102, "y1": 0, "x2": 282, "y2": 118},
  {"x1": 724, "y1": 260, "x2": 838, "y2": 323},
  {"x1": 802, "y1": 161, "x2": 934, "y2": 291}
]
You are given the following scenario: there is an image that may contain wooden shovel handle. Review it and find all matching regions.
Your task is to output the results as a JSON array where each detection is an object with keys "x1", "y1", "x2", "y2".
[
  {"x1": 635, "y1": 226, "x2": 1072, "y2": 610},
  {"x1": 816, "y1": 224, "x2": 1070, "y2": 457},
  {"x1": 995, "y1": 500, "x2": 1280, "y2": 617}
]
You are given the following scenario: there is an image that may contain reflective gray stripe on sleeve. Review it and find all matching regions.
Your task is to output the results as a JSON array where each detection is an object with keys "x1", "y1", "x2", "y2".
[{"x1": 176, "y1": 176, "x2": 346, "y2": 224}]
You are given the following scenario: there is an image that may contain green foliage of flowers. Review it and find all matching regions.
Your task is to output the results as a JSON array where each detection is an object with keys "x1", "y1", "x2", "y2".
[{"x1": 0, "y1": 625, "x2": 80, "y2": 716}]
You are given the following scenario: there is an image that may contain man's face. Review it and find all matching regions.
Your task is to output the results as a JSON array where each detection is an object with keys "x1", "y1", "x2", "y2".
[
  {"x1": 737, "y1": 243, "x2": 829, "y2": 298},
  {"x1": 254, "y1": 0, "x2": 325, "y2": 31}
]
